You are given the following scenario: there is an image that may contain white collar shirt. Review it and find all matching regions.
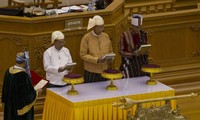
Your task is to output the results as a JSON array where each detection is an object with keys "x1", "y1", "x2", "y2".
[{"x1": 43, "y1": 46, "x2": 72, "y2": 85}]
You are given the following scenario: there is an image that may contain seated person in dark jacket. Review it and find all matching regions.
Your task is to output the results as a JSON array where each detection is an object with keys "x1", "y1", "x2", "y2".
[{"x1": 95, "y1": 0, "x2": 113, "y2": 10}]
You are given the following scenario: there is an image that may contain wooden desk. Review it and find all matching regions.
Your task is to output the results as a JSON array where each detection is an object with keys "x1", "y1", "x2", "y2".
[{"x1": 42, "y1": 76, "x2": 175, "y2": 120}]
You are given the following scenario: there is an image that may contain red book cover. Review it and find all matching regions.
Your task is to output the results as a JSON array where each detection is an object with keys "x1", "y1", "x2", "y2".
[{"x1": 30, "y1": 70, "x2": 43, "y2": 86}]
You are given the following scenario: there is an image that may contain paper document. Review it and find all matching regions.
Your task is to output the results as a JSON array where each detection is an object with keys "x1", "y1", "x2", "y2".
[
  {"x1": 138, "y1": 44, "x2": 151, "y2": 53},
  {"x1": 68, "y1": 5, "x2": 82, "y2": 10},
  {"x1": 102, "y1": 53, "x2": 116, "y2": 60},
  {"x1": 34, "y1": 79, "x2": 49, "y2": 90},
  {"x1": 61, "y1": 62, "x2": 77, "y2": 69},
  {"x1": 65, "y1": 62, "x2": 77, "y2": 66},
  {"x1": 60, "y1": 7, "x2": 70, "y2": 12},
  {"x1": 61, "y1": 5, "x2": 82, "y2": 12},
  {"x1": 56, "y1": 9, "x2": 68, "y2": 14}
]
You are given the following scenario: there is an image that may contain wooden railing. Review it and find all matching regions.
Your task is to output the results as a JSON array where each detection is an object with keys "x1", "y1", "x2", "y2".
[
  {"x1": 125, "y1": 0, "x2": 175, "y2": 15},
  {"x1": 7, "y1": 0, "x2": 61, "y2": 8}
]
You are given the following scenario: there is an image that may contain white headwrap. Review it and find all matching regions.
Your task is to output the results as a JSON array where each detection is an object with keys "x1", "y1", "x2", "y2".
[
  {"x1": 51, "y1": 31, "x2": 65, "y2": 44},
  {"x1": 131, "y1": 14, "x2": 143, "y2": 26},
  {"x1": 87, "y1": 15, "x2": 104, "y2": 31}
]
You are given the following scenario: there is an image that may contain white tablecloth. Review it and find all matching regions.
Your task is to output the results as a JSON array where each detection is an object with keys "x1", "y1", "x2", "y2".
[{"x1": 42, "y1": 76, "x2": 175, "y2": 120}]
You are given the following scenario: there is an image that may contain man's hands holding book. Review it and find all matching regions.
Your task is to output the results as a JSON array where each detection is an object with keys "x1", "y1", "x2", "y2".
[
  {"x1": 58, "y1": 66, "x2": 73, "y2": 72},
  {"x1": 97, "y1": 57, "x2": 106, "y2": 63},
  {"x1": 97, "y1": 53, "x2": 116, "y2": 63},
  {"x1": 133, "y1": 44, "x2": 151, "y2": 56},
  {"x1": 133, "y1": 50, "x2": 150, "y2": 56},
  {"x1": 135, "y1": 44, "x2": 151, "y2": 55},
  {"x1": 97, "y1": 57, "x2": 113, "y2": 63},
  {"x1": 58, "y1": 63, "x2": 77, "y2": 72}
]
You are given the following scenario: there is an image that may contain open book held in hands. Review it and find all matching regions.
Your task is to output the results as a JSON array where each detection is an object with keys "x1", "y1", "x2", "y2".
[
  {"x1": 138, "y1": 44, "x2": 151, "y2": 53},
  {"x1": 34, "y1": 79, "x2": 49, "y2": 90},
  {"x1": 102, "y1": 53, "x2": 116, "y2": 60},
  {"x1": 61, "y1": 62, "x2": 77, "y2": 69}
]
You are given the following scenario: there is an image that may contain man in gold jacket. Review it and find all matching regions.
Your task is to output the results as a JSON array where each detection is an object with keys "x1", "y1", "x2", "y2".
[{"x1": 80, "y1": 15, "x2": 113, "y2": 83}]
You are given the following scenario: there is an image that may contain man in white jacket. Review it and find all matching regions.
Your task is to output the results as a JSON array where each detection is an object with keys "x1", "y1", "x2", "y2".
[{"x1": 43, "y1": 31, "x2": 73, "y2": 87}]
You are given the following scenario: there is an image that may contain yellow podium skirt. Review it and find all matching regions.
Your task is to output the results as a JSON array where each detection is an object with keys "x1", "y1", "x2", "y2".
[{"x1": 42, "y1": 89, "x2": 175, "y2": 120}]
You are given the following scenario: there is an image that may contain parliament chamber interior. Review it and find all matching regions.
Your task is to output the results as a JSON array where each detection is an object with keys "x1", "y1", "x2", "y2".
[{"x1": 0, "y1": 0, "x2": 200, "y2": 120}]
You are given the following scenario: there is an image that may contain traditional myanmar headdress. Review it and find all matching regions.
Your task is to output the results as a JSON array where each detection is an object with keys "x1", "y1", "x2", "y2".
[
  {"x1": 131, "y1": 14, "x2": 143, "y2": 26},
  {"x1": 51, "y1": 31, "x2": 65, "y2": 44},
  {"x1": 87, "y1": 15, "x2": 104, "y2": 31}
]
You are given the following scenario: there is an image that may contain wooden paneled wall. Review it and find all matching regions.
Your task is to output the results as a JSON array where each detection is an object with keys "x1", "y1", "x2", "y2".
[
  {"x1": 144, "y1": 10, "x2": 200, "y2": 85},
  {"x1": 124, "y1": 0, "x2": 200, "y2": 92},
  {"x1": 144, "y1": 10, "x2": 200, "y2": 66}
]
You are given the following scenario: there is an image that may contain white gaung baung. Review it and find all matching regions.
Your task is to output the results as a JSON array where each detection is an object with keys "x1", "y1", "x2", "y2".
[
  {"x1": 131, "y1": 14, "x2": 143, "y2": 26},
  {"x1": 87, "y1": 15, "x2": 104, "y2": 30},
  {"x1": 51, "y1": 31, "x2": 65, "y2": 44}
]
